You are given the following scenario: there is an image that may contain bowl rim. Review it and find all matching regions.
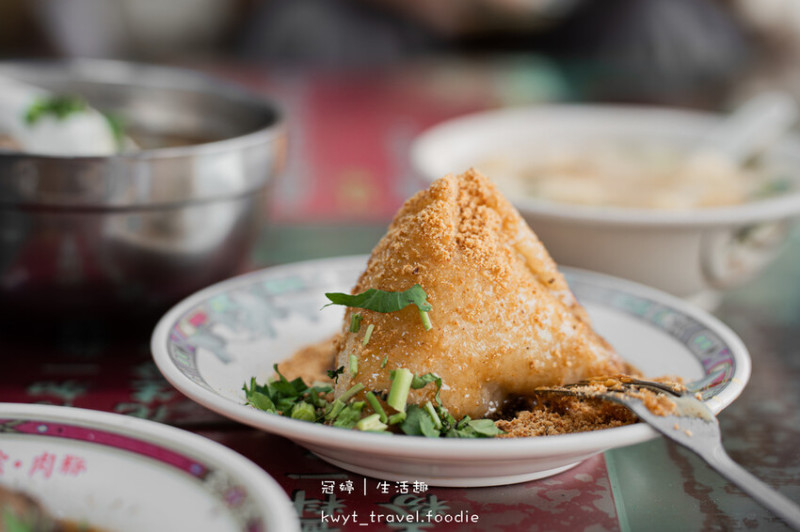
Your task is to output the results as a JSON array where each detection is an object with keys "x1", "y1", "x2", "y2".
[
  {"x1": 411, "y1": 103, "x2": 800, "y2": 228},
  {"x1": 0, "y1": 58, "x2": 286, "y2": 161}
]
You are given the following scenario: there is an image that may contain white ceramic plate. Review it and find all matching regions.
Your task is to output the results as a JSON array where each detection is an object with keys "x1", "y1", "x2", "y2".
[
  {"x1": 151, "y1": 255, "x2": 751, "y2": 487},
  {"x1": 0, "y1": 403, "x2": 299, "y2": 531}
]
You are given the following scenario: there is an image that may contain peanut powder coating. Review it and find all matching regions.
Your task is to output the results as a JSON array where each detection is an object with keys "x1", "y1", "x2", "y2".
[{"x1": 333, "y1": 169, "x2": 626, "y2": 419}]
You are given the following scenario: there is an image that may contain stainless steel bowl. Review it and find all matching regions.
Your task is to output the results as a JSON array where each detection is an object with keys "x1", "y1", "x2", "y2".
[{"x1": 0, "y1": 60, "x2": 286, "y2": 323}]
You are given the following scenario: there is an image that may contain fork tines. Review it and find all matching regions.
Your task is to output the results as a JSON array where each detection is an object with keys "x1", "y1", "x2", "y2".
[{"x1": 568, "y1": 376, "x2": 686, "y2": 397}]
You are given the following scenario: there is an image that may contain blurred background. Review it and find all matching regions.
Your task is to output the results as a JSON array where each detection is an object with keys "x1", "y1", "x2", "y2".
[
  {"x1": 3, "y1": 0, "x2": 798, "y2": 100},
  {"x1": 2, "y1": 0, "x2": 800, "y2": 329},
  {"x1": 3, "y1": 0, "x2": 798, "y2": 223}
]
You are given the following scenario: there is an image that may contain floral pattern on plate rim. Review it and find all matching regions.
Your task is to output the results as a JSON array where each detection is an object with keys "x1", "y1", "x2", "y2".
[{"x1": 0, "y1": 417, "x2": 265, "y2": 532}]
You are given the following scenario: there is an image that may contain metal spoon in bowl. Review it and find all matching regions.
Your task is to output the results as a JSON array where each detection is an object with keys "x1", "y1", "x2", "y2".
[{"x1": 701, "y1": 91, "x2": 799, "y2": 166}]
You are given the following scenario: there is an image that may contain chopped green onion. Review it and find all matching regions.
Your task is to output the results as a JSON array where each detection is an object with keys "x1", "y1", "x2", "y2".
[
  {"x1": 423, "y1": 401, "x2": 442, "y2": 430},
  {"x1": 365, "y1": 391, "x2": 388, "y2": 423},
  {"x1": 419, "y1": 309, "x2": 432, "y2": 331},
  {"x1": 349, "y1": 354, "x2": 358, "y2": 376},
  {"x1": 387, "y1": 368, "x2": 414, "y2": 412},
  {"x1": 362, "y1": 323, "x2": 375, "y2": 346},
  {"x1": 380, "y1": 355, "x2": 388, "y2": 368},
  {"x1": 339, "y1": 382, "x2": 365, "y2": 402},
  {"x1": 388, "y1": 411, "x2": 407, "y2": 425},
  {"x1": 356, "y1": 413, "x2": 388, "y2": 432},
  {"x1": 290, "y1": 401, "x2": 316, "y2": 421},
  {"x1": 325, "y1": 399, "x2": 346, "y2": 421},
  {"x1": 325, "y1": 383, "x2": 365, "y2": 421},
  {"x1": 349, "y1": 313, "x2": 362, "y2": 333}
]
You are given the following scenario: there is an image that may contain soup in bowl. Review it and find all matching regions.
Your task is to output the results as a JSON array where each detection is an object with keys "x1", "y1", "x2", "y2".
[{"x1": 411, "y1": 104, "x2": 800, "y2": 307}]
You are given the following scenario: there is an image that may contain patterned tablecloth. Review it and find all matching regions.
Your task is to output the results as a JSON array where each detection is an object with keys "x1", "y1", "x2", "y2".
[{"x1": 1, "y1": 59, "x2": 799, "y2": 531}]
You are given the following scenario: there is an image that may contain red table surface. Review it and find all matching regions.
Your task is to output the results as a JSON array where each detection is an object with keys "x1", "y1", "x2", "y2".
[{"x1": 0, "y1": 319, "x2": 622, "y2": 532}]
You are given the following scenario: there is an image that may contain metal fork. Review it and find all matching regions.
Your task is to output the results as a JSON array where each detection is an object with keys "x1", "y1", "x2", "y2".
[{"x1": 537, "y1": 377, "x2": 800, "y2": 530}]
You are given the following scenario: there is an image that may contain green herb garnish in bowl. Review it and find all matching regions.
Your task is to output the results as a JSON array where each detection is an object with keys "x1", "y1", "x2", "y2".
[{"x1": 244, "y1": 364, "x2": 502, "y2": 438}]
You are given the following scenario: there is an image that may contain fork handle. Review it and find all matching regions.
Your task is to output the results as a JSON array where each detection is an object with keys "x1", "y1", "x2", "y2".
[{"x1": 702, "y1": 445, "x2": 800, "y2": 530}]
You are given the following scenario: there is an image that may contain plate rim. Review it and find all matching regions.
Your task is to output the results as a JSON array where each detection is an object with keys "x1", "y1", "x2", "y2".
[
  {"x1": 151, "y1": 255, "x2": 751, "y2": 463},
  {"x1": 0, "y1": 402, "x2": 300, "y2": 532}
]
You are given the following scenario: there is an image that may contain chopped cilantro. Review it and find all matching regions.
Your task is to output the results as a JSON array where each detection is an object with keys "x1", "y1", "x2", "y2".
[
  {"x1": 327, "y1": 366, "x2": 345, "y2": 382},
  {"x1": 246, "y1": 389, "x2": 276, "y2": 412},
  {"x1": 324, "y1": 285, "x2": 433, "y2": 330},
  {"x1": 25, "y1": 95, "x2": 87, "y2": 125},
  {"x1": 333, "y1": 401, "x2": 365, "y2": 428},
  {"x1": 243, "y1": 365, "x2": 332, "y2": 421},
  {"x1": 400, "y1": 405, "x2": 440, "y2": 437},
  {"x1": 465, "y1": 419, "x2": 505, "y2": 437},
  {"x1": 412, "y1": 373, "x2": 442, "y2": 390},
  {"x1": 243, "y1": 366, "x2": 502, "y2": 438}
]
